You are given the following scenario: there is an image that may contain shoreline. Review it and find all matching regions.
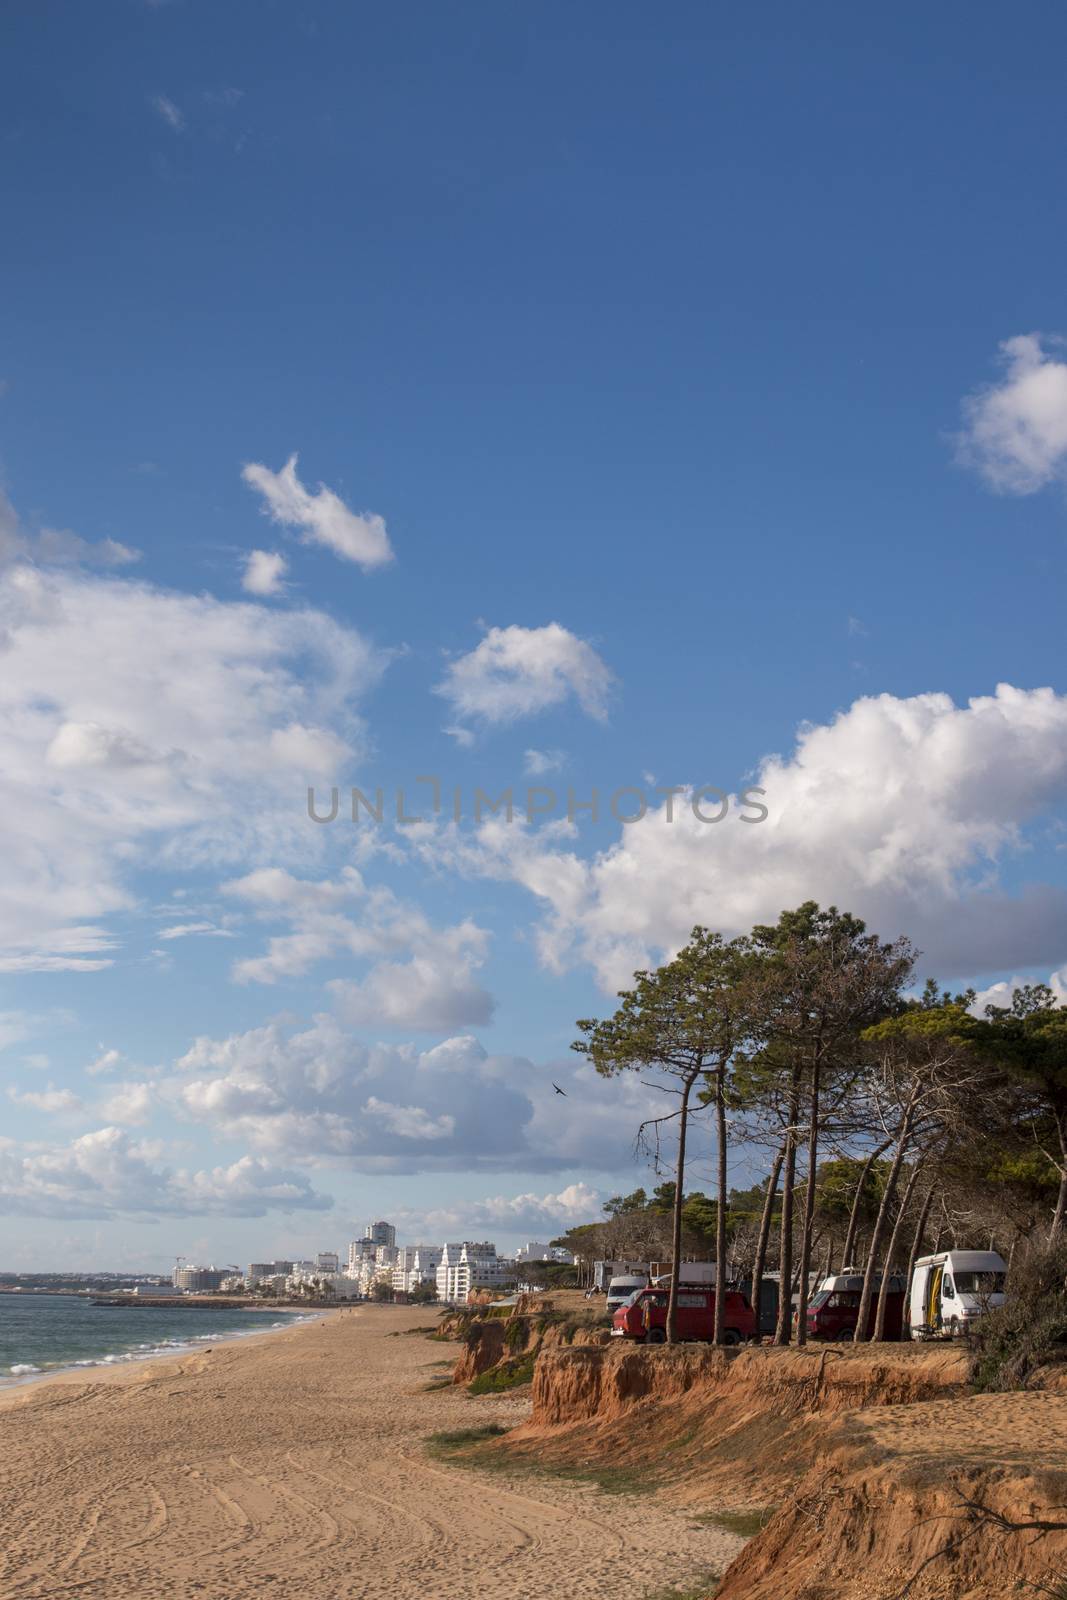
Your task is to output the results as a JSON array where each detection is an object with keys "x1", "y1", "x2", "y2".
[
  {"x1": 0, "y1": 1305, "x2": 331, "y2": 1406},
  {"x1": 0, "y1": 1302, "x2": 742, "y2": 1599}
]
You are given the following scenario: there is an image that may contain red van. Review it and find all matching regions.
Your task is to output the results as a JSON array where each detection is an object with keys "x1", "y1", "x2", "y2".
[
  {"x1": 804, "y1": 1272, "x2": 905, "y2": 1341},
  {"x1": 611, "y1": 1285, "x2": 755, "y2": 1345}
]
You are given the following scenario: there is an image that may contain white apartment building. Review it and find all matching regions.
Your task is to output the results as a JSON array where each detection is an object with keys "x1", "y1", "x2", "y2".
[
  {"x1": 346, "y1": 1237, "x2": 378, "y2": 1274},
  {"x1": 284, "y1": 1269, "x2": 361, "y2": 1300},
  {"x1": 515, "y1": 1242, "x2": 573, "y2": 1263},
  {"x1": 364, "y1": 1220, "x2": 396, "y2": 1248},
  {"x1": 436, "y1": 1242, "x2": 516, "y2": 1304},
  {"x1": 392, "y1": 1244, "x2": 444, "y2": 1295}
]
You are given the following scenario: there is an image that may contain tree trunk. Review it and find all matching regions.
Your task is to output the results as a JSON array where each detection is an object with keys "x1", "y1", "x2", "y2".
[
  {"x1": 873, "y1": 1161, "x2": 922, "y2": 1341},
  {"x1": 666, "y1": 1072, "x2": 697, "y2": 1345},
  {"x1": 840, "y1": 1138, "x2": 893, "y2": 1267},
  {"x1": 904, "y1": 1182, "x2": 935, "y2": 1332},
  {"x1": 795, "y1": 1061, "x2": 821, "y2": 1346},
  {"x1": 853, "y1": 1112, "x2": 913, "y2": 1343},
  {"x1": 774, "y1": 1068, "x2": 803, "y2": 1345},
  {"x1": 714, "y1": 1069, "x2": 729, "y2": 1345},
  {"x1": 1049, "y1": 1109, "x2": 1067, "y2": 1240},
  {"x1": 750, "y1": 1143, "x2": 785, "y2": 1344}
]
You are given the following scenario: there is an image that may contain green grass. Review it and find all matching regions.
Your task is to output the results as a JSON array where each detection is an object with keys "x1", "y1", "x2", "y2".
[
  {"x1": 468, "y1": 1353, "x2": 537, "y2": 1394},
  {"x1": 424, "y1": 1426, "x2": 655, "y2": 1495},
  {"x1": 689, "y1": 1507, "x2": 773, "y2": 1539},
  {"x1": 641, "y1": 1571, "x2": 722, "y2": 1600},
  {"x1": 425, "y1": 1424, "x2": 511, "y2": 1457}
]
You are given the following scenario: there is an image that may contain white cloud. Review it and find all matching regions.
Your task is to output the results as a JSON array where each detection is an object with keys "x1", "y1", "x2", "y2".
[
  {"x1": 168, "y1": 1016, "x2": 658, "y2": 1174},
  {"x1": 242, "y1": 454, "x2": 393, "y2": 570},
  {"x1": 85, "y1": 1049, "x2": 123, "y2": 1078},
  {"x1": 223, "y1": 866, "x2": 494, "y2": 1029},
  {"x1": 435, "y1": 624, "x2": 614, "y2": 729},
  {"x1": 0, "y1": 489, "x2": 140, "y2": 570},
  {"x1": 958, "y1": 334, "x2": 1067, "y2": 494},
  {"x1": 397, "y1": 1182, "x2": 602, "y2": 1240},
  {"x1": 99, "y1": 1081, "x2": 155, "y2": 1125},
  {"x1": 158, "y1": 923, "x2": 235, "y2": 941},
  {"x1": 241, "y1": 549, "x2": 288, "y2": 597},
  {"x1": 524, "y1": 748, "x2": 566, "y2": 777},
  {"x1": 969, "y1": 968, "x2": 1067, "y2": 1015},
  {"x1": 0, "y1": 550, "x2": 387, "y2": 970},
  {"x1": 8, "y1": 1085, "x2": 84, "y2": 1114},
  {"x1": 417, "y1": 683, "x2": 1067, "y2": 990},
  {"x1": 362, "y1": 1097, "x2": 456, "y2": 1141},
  {"x1": 151, "y1": 94, "x2": 185, "y2": 132},
  {"x1": 0, "y1": 1127, "x2": 331, "y2": 1218}
]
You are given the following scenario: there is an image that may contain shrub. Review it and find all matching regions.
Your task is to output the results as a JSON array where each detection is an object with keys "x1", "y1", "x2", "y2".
[
  {"x1": 468, "y1": 1353, "x2": 537, "y2": 1394},
  {"x1": 969, "y1": 1238, "x2": 1067, "y2": 1393}
]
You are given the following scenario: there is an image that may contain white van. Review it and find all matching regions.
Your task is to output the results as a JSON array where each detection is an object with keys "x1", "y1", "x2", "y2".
[
  {"x1": 908, "y1": 1250, "x2": 1007, "y2": 1339},
  {"x1": 606, "y1": 1273, "x2": 648, "y2": 1314}
]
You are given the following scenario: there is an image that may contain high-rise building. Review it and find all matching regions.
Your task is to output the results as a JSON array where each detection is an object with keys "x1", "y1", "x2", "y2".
[
  {"x1": 174, "y1": 1265, "x2": 238, "y2": 1292},
  {"x1": 393, "y1": 1245, "x2": 444, "y2": 1295},
  {"x1": 364, "y1": 1220, "x2": 396, "y2": 1248},
  {"x1": 316, "y1": 1252, "x2": 339, "y2": 1273},
  {"x1": 347, "y1": 1238, "x2": 378, "y2": 1273},
  {"x1": 436, "y1": 1242, "x2": 516, "y2": 1304}
]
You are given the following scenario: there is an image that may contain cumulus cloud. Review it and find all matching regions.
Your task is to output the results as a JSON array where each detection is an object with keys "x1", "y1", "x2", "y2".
[
  {"x1": 435, "y1": 624, "x2": 614, "y2": 729},
  {"x1": 0, "y1": 1127, "x2": 331, "y2": 1218},
  {"x1": 85, "y1": 1048, "x2": 123, "y2": 1077},
  {"x1": 397, "y1": 1181, "x2": 602, "y2": 1240},
  {"x1": 222, "y1": 866, "x2": 494, "y2": 1029},
  {"x1": 8, "y1": 1085, "x2": 84, "y2": 1114},
  {"x1": 167, "y1": 1016, "x2": 659, "y2": 1174},
  {"x1": 0, "y1": 549, "x2": 387, "y2": 970},
  {"x1": 416, "y1": 684, "x2": 1067, "y2": 990},
  {"x1": 958, "y1": 334, "x2": 1067, "y2": 494},
  {"x1": 524, "y1": 748, "x2": 566, "y2": 777},
  {"x1": 969, "y1": 968, "x2": 1067, "y2": 1015},
  {"x1": 242, "y1": 454, "x2": 393, "y2": 570},
  {"x1": 241, "y1": 548, "x2": 288, "y2": 596},
  {"x1": 99, "y1": 1081, "x2": 156, "y2": 1125}
]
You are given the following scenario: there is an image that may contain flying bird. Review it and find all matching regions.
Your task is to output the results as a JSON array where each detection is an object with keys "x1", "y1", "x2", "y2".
[{"x1": 552, "y1": 1083, "x2": 567, "y2": 1096}]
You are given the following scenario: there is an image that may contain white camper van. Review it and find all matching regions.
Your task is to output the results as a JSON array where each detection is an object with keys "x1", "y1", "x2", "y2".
[
  {"x1": 605, "y1": 1273, "x2": 648, "y2": 1313},
  {"x1": 908, "y1": 1250, "x2": 1007, "y2": 1339}
]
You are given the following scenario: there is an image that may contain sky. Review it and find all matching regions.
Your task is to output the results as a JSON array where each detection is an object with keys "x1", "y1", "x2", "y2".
[{"x1": 2, "y1": 1, "x2": 1067, "y2": 1271}]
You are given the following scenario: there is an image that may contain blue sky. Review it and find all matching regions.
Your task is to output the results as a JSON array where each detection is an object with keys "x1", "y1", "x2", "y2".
[{"x1": 2, "y1": 1, "x2": 1067, "y2": 1271}]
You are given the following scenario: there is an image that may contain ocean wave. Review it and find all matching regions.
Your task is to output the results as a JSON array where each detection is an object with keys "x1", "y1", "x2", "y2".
[{"x1": 9, "y1": 1363, "x2": 40, "y2": 1374}]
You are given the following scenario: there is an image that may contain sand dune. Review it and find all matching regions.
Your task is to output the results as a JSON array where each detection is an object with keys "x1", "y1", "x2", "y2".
[{"x1": 0, "y1": 1306, "x2": 740, "y2": 1599}]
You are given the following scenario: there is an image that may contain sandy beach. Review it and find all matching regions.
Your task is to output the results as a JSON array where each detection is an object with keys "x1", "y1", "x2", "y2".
[{"x1": 0, "y1": 1304, "x2": 740, "y2": 1600}]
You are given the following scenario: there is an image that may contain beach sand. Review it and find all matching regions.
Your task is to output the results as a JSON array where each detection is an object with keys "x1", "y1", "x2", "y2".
[{"x1": 0, "y1": 1304, "x2": 741, "y2": 1599}]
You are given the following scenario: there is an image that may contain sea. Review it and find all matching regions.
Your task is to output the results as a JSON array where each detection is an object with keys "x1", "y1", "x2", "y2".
[{"x1": 0, "y1": 1293, "x2": 310, "y2": 1384}]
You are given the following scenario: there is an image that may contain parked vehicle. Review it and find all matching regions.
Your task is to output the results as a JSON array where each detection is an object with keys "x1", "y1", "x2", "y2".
[
  {"x1": 594, "y1": 1258, "x2": 649, "y2": 1293},
  {"x1": 605, "y1": 1273, "x2": 648, "y2": 1314},
  {"x1": 805, "y1": 1271, "x2": 906, "y2": 1341},
  {"x1": 908, "y1": 1250, "x2": 1007, "y2": 1339},
  {"x1": 611, "y1": 1284, "x2": 755, "y2": 1345},
  {"x1": 736, "y1": 1276, "x2": 779, "y2": 1337},
  {"x1": 650, "y1": 1261, "x2": 716, "y2": 1286}
]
